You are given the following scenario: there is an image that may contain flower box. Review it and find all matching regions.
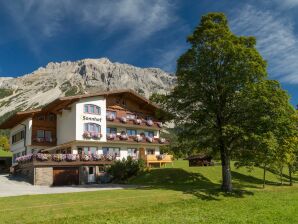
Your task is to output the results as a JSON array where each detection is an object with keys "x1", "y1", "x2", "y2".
[
  {"x1": 16, "y1": 154, "x2": 33, "y2": 163},
  {"x1": 92, "y1": 154, "x2": 102, "y2": 161},
  {"x1": 146, "y1": 136, "x2": 153, "y2": 143},
  {"x1": 157, "y1": 122, "x2": 163, "y2": 128},
  {"x1": 134, "y1": 135, "x2": 143, "y2": 142},
  {"x1": 36, "y1": 153, "x2": 50, "y2": 161},
  {"x1": 83, "y1": 131, "x2": 91, "y2": 139},
  {"x1": 120, "y1": 134, "x2": 128, "y2": 140},
  {"x1": 91, "y1": 132, "x2": 102, "y2": 139},
  {"x1": 159, "y1": 138, "x2": 166, "y2": 144},
  {"x1": 107, "y1": 133, "x2": 116, "y2": 140},
  {"x1": 120, "y1": 117, "x2": 127, "y2": 123},
  {"x1": 66, "y1": 154, "x2": 77, "y2": 161},
  {"x1": 52, "y1": 154, "x2": 65, "y2": 162},
  {"x1": 106, "y1": 114, "x2": 115, "y2": 121},
  {"x1": 81, "y1": 154, "x2": 90, "y2": 161},
  {"x1": 146, "y1": 120, "x2": 153, "y2": 126},
  {"x1": 134, "y1": 119, "x2": 142, "y2": 125}
]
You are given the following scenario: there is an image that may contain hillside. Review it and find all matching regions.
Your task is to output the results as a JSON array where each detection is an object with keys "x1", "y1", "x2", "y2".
[{"x1": 0, "y1": 58, "x2": 175, "y2": 123}]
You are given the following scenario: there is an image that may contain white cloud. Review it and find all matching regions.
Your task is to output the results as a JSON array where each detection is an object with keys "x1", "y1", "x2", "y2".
[
  {"x1": 2, "y1": 0, "x2": 176, "y2": 56},
  {"x1": 230, "y1": 5, "x2": 298, "y2": 84},
  {"x1": 274, "y1": 0, "x2": 298, "y2": 9}
]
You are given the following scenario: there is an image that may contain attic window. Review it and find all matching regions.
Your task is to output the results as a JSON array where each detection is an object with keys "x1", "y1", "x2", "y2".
[{"x1": 37, "y1": 115, "x2": 46, "y2": 121}]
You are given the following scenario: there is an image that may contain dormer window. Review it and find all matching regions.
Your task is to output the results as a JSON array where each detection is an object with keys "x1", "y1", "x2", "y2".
[{"x1": 84, "y1": 104, "x2": 101, "y2": 115}]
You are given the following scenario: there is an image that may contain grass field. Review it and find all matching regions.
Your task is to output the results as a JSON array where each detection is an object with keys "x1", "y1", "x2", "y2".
[{"x1": 0, "y1": 160, "x2": 297, "y2": 224}]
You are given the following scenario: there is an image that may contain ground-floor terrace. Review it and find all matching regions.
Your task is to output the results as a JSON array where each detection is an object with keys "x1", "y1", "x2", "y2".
[{"x1": 13, "y1": 141, "x2": 173, "y2": 186}]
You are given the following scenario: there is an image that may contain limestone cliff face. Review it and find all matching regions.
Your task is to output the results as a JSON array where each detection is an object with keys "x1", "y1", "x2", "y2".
[{"x1": 0, "y1": 58, "x2": 175, "y2": 119}]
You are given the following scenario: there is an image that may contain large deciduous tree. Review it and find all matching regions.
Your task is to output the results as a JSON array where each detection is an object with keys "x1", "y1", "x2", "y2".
[{"x1": 153, "y1": 13, "x2": 296, "y2": 192}]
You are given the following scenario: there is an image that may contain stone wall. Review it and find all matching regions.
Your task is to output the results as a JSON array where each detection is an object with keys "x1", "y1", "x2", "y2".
[
  {"x1": 35, "y1": 167, "x2": 53, "y2": 186},
  {"x1": 17, "y1": 163, "x2": 34, "y2": 184}
]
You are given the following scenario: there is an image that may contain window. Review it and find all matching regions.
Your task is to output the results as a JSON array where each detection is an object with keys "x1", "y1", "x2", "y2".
[
  {"x1": 48, "y1": 114, "x2": 55, "y2": 121},
  {"x1": 37, "y1": 130, "x2": 45, "y2": 138},
  {"x1": 81, "y1": 146, "x2": 98, "y2": 154},
  {"x1": 144, "y1": 131, "x2": 154, "y2": 137},
  {"x1": 37, "y1": 115, "x2": 46, "y2": 121},
  {"x1": 127, "y1": 129, "x2": 137, "y2": 136},
  {"x1": 45, "y1": 131, "x2": 52, "y2": 142},
  {"x1": 128, "y1": 148, "x2": 137, "y2": 157},
  {"x1": 146, "y1": 149, "x2": 155, "y2": 155},
  {"x1": 126, "y1": 113, "x2": 136, "y2": 120},
  {"x1": 12, "y1": 130, "x2": 25, "y2": 144},
  {"x1": 84, "y1": 123, "x2": 101, "y2": 133},
  {"x1": 107, "y1": 110, "x2": 117, "y2": 118},
  {"x1": 84, "y1": 104, "x2": 101, "y2": 115},
  {"x1": 103, "y1": 147, "x2": 120, "y2": 157},
  {"x1": 106, "y1": 127, "x2": 117, "y2": 134}
]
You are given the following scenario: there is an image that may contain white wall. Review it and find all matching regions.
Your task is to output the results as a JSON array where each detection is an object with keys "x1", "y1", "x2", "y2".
[
  {"x1": 10, "y1": 118, "x2": 32, "y2": 153},
  {"x1": 57, "y1": 103, "x2": 76, "y2": 145},
  {"x1": 75, "y1": 96, "x2": 106, "y2": 142}
]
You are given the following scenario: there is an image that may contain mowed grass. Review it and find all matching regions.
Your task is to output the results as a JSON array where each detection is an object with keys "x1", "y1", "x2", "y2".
[{"x1": 0, "y1": 160, "x2": 297, "y2": 224}]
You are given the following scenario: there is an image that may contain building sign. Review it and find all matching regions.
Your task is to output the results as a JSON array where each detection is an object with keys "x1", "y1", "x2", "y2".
[{"x1": 82, "y1": 115, "x2": 102, "y2": 122}]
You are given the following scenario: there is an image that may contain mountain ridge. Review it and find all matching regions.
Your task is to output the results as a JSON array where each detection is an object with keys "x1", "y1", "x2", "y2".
[{"x1": 0, "y1": 58, "x2": 175, "y2": 123}]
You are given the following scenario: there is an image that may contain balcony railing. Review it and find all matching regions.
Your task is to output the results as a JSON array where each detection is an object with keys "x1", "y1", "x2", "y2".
[
  {"x1": 15, "y1": 153, "x2": 116, "y2": 164},
  {"x1": 107, "y1": 115, "x2": 163, "y2": 129}
]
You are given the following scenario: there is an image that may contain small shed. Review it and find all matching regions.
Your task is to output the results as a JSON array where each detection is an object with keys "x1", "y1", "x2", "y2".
[
  {"x1": 0, "y1": 150, "x2": 12, "y2": 173},
  {"x1": 186, "y1": 154, "x2": 213, "y2": 167}
]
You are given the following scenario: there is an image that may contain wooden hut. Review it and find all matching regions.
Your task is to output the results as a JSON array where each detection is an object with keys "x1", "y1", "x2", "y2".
[{"x1": 186, "y1": 154, "x2": 213, "y2": 167}]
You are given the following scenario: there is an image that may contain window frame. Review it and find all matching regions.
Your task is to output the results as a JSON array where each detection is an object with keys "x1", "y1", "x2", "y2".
[
  {"x1": 84, "y1": 123, "x2": 101, "y2": 133},
  {"x1": 127, "y1": 129, "x2": 137, "y2": 136},
  {"x1": 106, "y1": 127, "x2": 117, "y2": 134},
  {"x1": 84, "y1": 104, "x2": 101, "y2": 115},
  {"x1": 107, "y1": 110, "x2": 117, "y2": 118}
]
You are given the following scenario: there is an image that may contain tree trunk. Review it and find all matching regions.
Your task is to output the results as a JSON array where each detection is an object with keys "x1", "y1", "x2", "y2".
[
  {"x1": 263, "y1": 165, "x2": 266, "y2": 189},
  {"x1": 289, "y1": 165, "x2": 292, "y2": 186},
  {"x1": 220, "y1": 144, "x2": 232, "y2": 192},
  {"x1": 280, "y1": 167, "x2": 283, "y2": 185}
]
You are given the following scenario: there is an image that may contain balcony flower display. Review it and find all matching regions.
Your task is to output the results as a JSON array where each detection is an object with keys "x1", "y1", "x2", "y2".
[
  {"x1": 16, "y1": 154, "x2": 33, "y2": 163},
  {"x1": 83, "y1": 131, "x2": 91, "y2": 139},
  {"x1": 92, "y1": 154, "x2": 102, "y2": 161},
  {"x1": 106, "y1": 114, "x2": 115, "y2": 121},
  {"x1": 146, "y1": 136, "x2": 153, "y2": 143},
  {"x1": 103, "y1": 154, "x2": 115, "y2": 161},
  {"x1": 81, "y1": 154, "x2": 90, "y2": 161},
  {"x1": 134, "y1": 118, "x2": 142, "y2": 125},
  {"x1": 120, "y1": 116, "x2": 127, "y2": 123},
  {"x1": 92, "y1": 132, "x2": 102, "y2": 139},
  {"x1": 146, "y1": 119, "x2": 153, "y2": 126},
  {"x1": 134, "y1": 135, "x2": 143, "y2": 142},
  {"x1": 36, "y1": 153, "x2": 50, "y2": 161},
  {"x1": 157, "y1": 122, "x2": 163, "y2": 128},
  {"x1": 107, "y1": 133, "x2": 116, "y2": 140},
  {"x1": 52, "y1": 154, "x2": 65, "y2": 162},
  {"x1": 66, "y1": 154, "x2": 77, "y2": 161},
  {"x1": 119, "y1": 133, "x2": 128, "y2": 140},
  {"x1": 159, "y1": 138, "x2": 166, "y2": 144}
]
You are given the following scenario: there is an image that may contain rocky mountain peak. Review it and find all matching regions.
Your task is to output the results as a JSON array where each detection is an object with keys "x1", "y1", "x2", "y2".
[{"x1": 0, "y1": 58, "x2": 175, "y2": 121}]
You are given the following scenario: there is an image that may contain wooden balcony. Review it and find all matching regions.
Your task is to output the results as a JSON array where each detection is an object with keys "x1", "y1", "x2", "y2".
[{"x1": 144, "y1": 154, "x2": 173, "y2": 167}]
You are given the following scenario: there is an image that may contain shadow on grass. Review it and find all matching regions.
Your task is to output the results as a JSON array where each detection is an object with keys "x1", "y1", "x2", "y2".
[{"x1": 130, "y1": 168, "x2": 255, "y2": 201}]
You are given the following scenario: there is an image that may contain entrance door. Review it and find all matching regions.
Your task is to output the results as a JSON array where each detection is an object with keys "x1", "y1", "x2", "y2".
[
  {"x1": 139, "y1": 148, "x2": 145, "y2": 160},
  {"x1": 88, "y1": 166, "x2": 96, "y2": 183}
]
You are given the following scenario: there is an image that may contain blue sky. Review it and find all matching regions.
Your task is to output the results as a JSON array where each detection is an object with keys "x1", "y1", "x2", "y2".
[{"x1": 0, "y1": 0, "x2": 297, "y2": 105}]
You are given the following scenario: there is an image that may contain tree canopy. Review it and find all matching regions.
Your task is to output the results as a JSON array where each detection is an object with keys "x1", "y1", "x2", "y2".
[{"x1": 153, "y1": 13, "x2": 297, "y2": 192}]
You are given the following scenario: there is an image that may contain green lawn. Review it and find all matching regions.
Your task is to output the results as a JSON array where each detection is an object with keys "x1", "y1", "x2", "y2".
[
  {"x1": 0, "y1": 160, "x2": 297, "y2": 224},
  {"x1": 0, "y1": 149, "x2": 12, "y2": 157}
]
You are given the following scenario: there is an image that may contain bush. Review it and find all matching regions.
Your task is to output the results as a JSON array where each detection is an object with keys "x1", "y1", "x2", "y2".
[{"x1": 108, "y1": 157, "x2": 145, "y2": 182}]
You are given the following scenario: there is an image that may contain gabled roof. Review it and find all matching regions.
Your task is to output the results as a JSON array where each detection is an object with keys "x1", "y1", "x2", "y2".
[{"x1": 0, "y1": 89, "x2": 159, "y2": 129}]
